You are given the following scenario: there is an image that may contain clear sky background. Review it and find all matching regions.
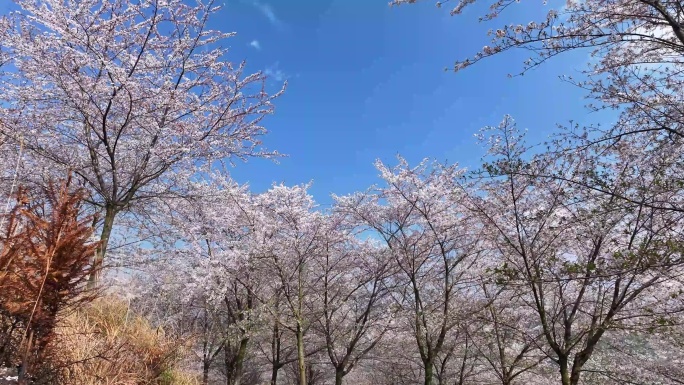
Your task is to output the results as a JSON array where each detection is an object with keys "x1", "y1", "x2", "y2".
[{"x1": 213, "y1": 0, "x2": 610, "y2": 205}]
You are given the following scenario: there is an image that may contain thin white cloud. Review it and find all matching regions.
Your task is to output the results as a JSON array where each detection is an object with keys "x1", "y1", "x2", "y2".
[
  {"x1": 264, "y1": 62, "x2": 288, "y2": 81},
  {"x1": 249, "y1": 40, "x2": 261, "y2": 50},
  {"x1": 251, "y1": 1, "x2": 282, "y2": 27}
]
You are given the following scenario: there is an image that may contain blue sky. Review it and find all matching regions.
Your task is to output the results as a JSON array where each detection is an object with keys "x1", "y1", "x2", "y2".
[{"x1": 215, "y1": 0, "x2": 609, "y2": 205}]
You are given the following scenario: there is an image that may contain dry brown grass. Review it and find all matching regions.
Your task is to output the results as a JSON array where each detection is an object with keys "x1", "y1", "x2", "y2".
[{"x1": 49, "y1": 298, "x2": 199, "y2": 385}]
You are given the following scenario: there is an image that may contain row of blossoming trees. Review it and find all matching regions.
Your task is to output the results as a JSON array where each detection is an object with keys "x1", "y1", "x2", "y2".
[
  {"x1": 0, "y1": 0, "x2": 683, "y2": 384},
  {"x1": 132, "y1": 125, "x2": 684, "y2": 385}
]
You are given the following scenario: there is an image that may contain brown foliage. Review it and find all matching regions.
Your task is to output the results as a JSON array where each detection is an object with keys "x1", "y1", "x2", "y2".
[{"x1": 0, "y1": 175, "x2": 99, "y2": 381}]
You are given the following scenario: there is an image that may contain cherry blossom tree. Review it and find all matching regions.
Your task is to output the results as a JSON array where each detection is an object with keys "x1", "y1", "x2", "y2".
[
  {"x1": 0, "y1": 0, "x2": 284, "y2": 285},
  {"x1": 580, "y1": 328, "x2": 684, "y2": 384},
  {"x1": 133, "y1": 178, "x2": 339, "y2": 385},
  {"x1": 465, "y1": 281, "x2": 547, "y2": 385},
  {"x1": 335, "y1": 157, "x2": 483, "y2": 385},
  {"x1": 390, "y1": 0, "x2": 684, "y2": 213},
  {"x1": 128, "y1": 173, "x2": 266, "y2": 385},
  {"x1": 255, "y1": 184, "x2": 324, "y2": 385},
  {"x1": 391, "y1": 0, "x2": 684, "y2": 74},
  {"x1": 258, "y1": 291, "x2": 300, "y2": 385},
  {"x1": 469, "y1": 117, "x2": 684, "y2": 385},
  {"x1": 311, "y1": 217, "x2": 395, "y2": 385}
]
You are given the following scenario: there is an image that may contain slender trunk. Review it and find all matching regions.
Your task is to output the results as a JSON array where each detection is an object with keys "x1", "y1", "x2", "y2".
[
  {"x1": 558, "y1": 355, "x2": 571, "y2": 385},
  {"x1": 202, "y1": 360, "x2": 210, "y2": 385},
  {"x1": 569, "y1": 363, "x2": 584, "y2": 385},
  {"x1": 88, "y1": 205, "x2": 116, "y2": 288},
  {"x1": 225, "y1": 343, "x2": 234, "y2": 385},
  {"x1": 270, "y1": 312, "x2": 281, "y2": 385},
  {"x1": 569, "y1": 342, "x2": 599, "y2": 385},
  {"x1": 334, "y1": 367, "x2": 345, "y2": 385},
  {"x1": 270, "y1": 364, "x2": 279, "y2": 385},
  {"x1": 17, "y1": 329, "x2": 33, "y2": 385},
  {"x1": 297, "y1": 259, "x2": 307, "y2": 385},
  {"x1": 423, "y1": 359, "x2": 434, "y2": 385},
  {"x1": 297, "y1": 322, "x2": 307, "y2": 385},
  {"x1": 225, "y1": 337, "x2": 249, "y2": 385},
  {"x1": 235, "y1": 338, "x2": 248, "y2": 385}
]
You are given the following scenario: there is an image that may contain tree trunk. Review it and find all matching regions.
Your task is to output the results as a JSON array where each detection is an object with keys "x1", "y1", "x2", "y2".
[
  {"x1": 569, "y1": 360, "x2": 586, "y2": 385},
  {"x1": 270, "y1": 318, "x2": 281, "y2": 385},
  {"x1": 334, "y1": 367, "x2": 345, "y2": 385},
  {"x1": 17, "y1": 329, "x2": 33, "y2": 385},
  {"x1": 569, "y1": 370, "x2": 582, "y2": 385},
  {"x1": 423, "y1": 359, "x2": 434, "y2": 385},
  {"x1": 297, "y1": 322, "x2": 307, "y2": 385},
  {"x1": 202, "y1": 360, "x2": 210, "y2": 385},
  {"x1": 225, "y1": 338, "x2": 249, "y2": 385},
  {"x1": 559, "y1": 355, "x2": 571, "y2": 385},
  {"x1": 296, "y1": 260, "x2": 307, "y2": 385},
  {"x1": 270, "y1": 364, "x2": 279, "y2": 385},
  {"x1": 235, "y1": 338, "x2": 248, "y2": 385},
  {"x1": 88, "y1": 205, "x2": 116, "y2": 288},
  {"x1": 569, "y1": 343, "x2": 598, "y2": 385},
  {"x1": 225, "y1": 343, "x2": 235, "y2": 385}
]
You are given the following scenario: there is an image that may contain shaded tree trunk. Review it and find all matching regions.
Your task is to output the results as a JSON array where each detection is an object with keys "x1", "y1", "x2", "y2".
[
  {"x1": 202, "y1": 360, "x2": 210, "y2": 385},
  {"x1": 559, "y1": 354, "x2": 571, "y2": 385},
  {"x1": 270, "y1": 365, "x2": 279, "y2": 385},
  {"x1": 225, "y1": 337, "x2": 249, "y2": 385},
  {"x1": 17, "y1": 330, "x2": 33, "y2": 385},
  {"x1": 270, "y1": 320, "x2": 283, "y2": 385},
  {"x1": 334, "y1": 367, "x2": 345, "y2": 385},
  {"x1": 423, "y1": 358, "x2": 434, "y2": 385},
  {"x1": 88, "y1": 204, "x2": 116, "y2": 287},
  {"x1": 296, "y1": 322, "x2": 306, "y2": 385}
]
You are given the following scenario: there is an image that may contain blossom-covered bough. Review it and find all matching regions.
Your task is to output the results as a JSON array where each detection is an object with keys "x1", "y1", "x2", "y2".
[
  {"x1": 334, "y1": 157, "x2": 485, "y2": 385},
  {"x1": 0, "y1": 0, "x2": 284, "y2": 285},
  {"x1": 390, "y1": 0, "x2": 684, "y2": 213},
  {"x1": 470, "y1": 119, "x2": 684, "y2": 385}
]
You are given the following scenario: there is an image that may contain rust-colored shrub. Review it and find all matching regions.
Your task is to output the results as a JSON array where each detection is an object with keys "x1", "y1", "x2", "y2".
[{"x1": 0, "y1": 175, "x2": 99, "y2": 382}]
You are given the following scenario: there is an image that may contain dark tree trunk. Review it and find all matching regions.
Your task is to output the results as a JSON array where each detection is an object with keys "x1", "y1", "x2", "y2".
[
  {"x1": 88, "y1": 205, "x2": 116, "y2": 288},
  {"x1": 202, "y1": 360, "x2": 210, "y2": 385},
  {"x1": 334, "y1": 367, "x2": 345, "y2": 385},
  {"x1": 225, "y1": 338, "x2": 249, "y2": 385},
  {"x1": 423, "y1": 358, "x2": 434, "y2": 385}
]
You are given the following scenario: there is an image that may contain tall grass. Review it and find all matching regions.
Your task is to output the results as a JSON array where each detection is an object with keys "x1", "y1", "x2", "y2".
[{"x1": 51, "y1": 298, "x2": 199, "y2": 385}]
